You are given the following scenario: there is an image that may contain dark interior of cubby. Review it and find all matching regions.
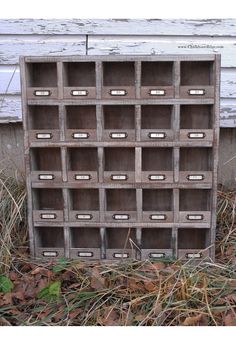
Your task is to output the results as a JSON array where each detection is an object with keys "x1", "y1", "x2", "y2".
[
  {"x1": 70, "y1": 228, "x2": 101, "y2": 248},
  {"x1": 27, "y1": 63, "x2": 57, "y2": 87},
  {"x1": 141, "y1": 61, "x2": 174, "y2": 86},
  {"x1": 105, "y1": 148, "x2": 135, "y2": 171},
  {"x1": 31, "y1": 148, "x2": 61, "y2": 171},
  {"x1": 180, "y1": 61, "x2": 213, "y2": 85},
  {"x1": 29, "y1": 106, "x2": 59, "y2": 130},
  {"x1": 66, "y1": 105, "x2": 96, "y2": 129},
  {"x1": 180, "y1": 148, "x2": 212, "y2": 171},
  {"x1": 142, "y1": 148, "x2": 173, "y2": 171},
  {"x1": 68, "y1": 148, "x2": 98, "y2": 171},
  {"x1": 180, "y1": 189, "x2": 211, "y2": 211},
  {"x1": 103, "y1": 105, "x2": 135, "y2": 129},
  {"x1": 70, "y1": 189, "x2": 99, "y2": 210},
  {"x1": 180, "y1": 105, "x2": 213, "y2": 129},
  {"x1": 178, "y1": 229, "x2": 208, "y2": 249},
  {"x1": 106, "y1": 189, "x2": 136, "y2": 211},
  {"x1": 143, "y1": 189, "x2": 173, "y2": 211},
  {"x1": 141, "y1": 228, "x2": 172, "y2": 249},
  {"x1": 64, "y1": 62, "x2": 96, "y2": 87},
  {"x1": 141, "y1": 105, "x2": 173, "y2": 129},
  {"x1": 37, "y1": 227, "x2": 64, "y2": 247},
  {"x1": 103, "y1": 62, "x2": 135, "y2": 86},
  {"x1": 33, "y1": 189, "x2": 63, "y2": 210},
  {"x1": 106, "y1": 228, "x2": 136, "y2": 249}
]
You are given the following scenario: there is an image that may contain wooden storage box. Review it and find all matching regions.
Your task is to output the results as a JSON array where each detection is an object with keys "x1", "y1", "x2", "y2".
[{"x1": 21, "y1": 54, "x2": 220, "y2": 261}]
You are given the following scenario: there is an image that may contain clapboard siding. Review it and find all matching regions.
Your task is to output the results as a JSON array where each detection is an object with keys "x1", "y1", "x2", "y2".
[
  {"x1": 0, "y1": 19, "x2": 236, "y2": 36},
  {"x1": 1, "y1": 65, "x2": 236, "y2": 98},
  {"x1": 0, "y1": 36, "x2": 86, "y2": 64},
  {"x1": 0, "y1": 19, "x2": 236, "y2": 127},
  {"x1": 87, "y1": 36, "x2": 236, "y2": 67}
]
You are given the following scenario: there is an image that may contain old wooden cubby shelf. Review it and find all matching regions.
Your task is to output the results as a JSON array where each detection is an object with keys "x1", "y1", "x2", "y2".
[{"x1": 20, "y1": 54, "x2": 220, "y2": 261}]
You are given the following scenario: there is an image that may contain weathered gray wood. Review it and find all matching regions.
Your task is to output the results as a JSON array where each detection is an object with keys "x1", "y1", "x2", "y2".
[
  {"x1": 88, "y1": 36, "x2": 236, "y2": 67},
  {"x1": 0, "y1": 36, "x2": 86, "y2": 64},
  {"x1": 1, "y1": 19, "x2": 236, "y2": 36}
]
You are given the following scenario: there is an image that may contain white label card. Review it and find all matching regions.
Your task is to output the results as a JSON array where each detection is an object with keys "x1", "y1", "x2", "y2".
[
  {"x1": 75, "y1": 174, "x2": 91, "y2": 180},
  {"x1": 41, "y1": 213, "x2": 57, "y2": 219},
  {"x1": 34, "y1": 90, "x2": 51, "y2": 96},
  {"x1": 71, "y1": 90, "x2": 88, "y2": 96},
  {"x1": 113, "y1": 253, "x2": 129, "y2": 258},
  {"x1": 110, "y1": 90, "x2": 127, "y2": 96},
  {"x1": 76, "y1": 214, "x2": 93, "y2": 220},
  {"x1": 149, "y1": 132, "x2": 166, "y2": 139},
  {"x1": 187, "y1": 214, "x2": 204, "y2": 220},
  {"x1": 188, "y1": 89, "x2": 205, "y2": 95},
  {"x1": 110, "y1": 132, "x2": 127, "y2": 139},
  {"x1": 72, "y1": 132, "x2": 89, "y2": 139},
  {"x1": 186, "y1": 253, "x2": 202, "y2": 259},
  {"x1": 149, "y1": 253, "x2": 165, "y2": 258},
  {"x1": 188, "y1": 133, "x2": 205, "y2": 139},
  {"x1": 149, "y1": 174, "x2": 165, "y2": 181},
  {"x1": 39, "y1": 174, "x2": 54, "y2": 180},
  {"x1": 36, "y1": 133, "x2": 52, "y2": 139},
  {"x1": 187, "y1": 175, "x2": 204, "y2": 181},
  {"x1": 150, "y1": 214, "x2": 166, "y2": 220},
  {"x1": 149, "y1": 89, "x2": 166, "y2": 96},
  {"x1": 42, "y1": 251, "x2": 58, "y2": 257},
  {"x1": 113, "y1": 214, "x2": 129, "y2": 220},
  {"x1": 111, "y1": 175, "x2": 127, "y2": 181},
  {"x1": 78, "y1": 252, "x2": 93, "y2": 257}
]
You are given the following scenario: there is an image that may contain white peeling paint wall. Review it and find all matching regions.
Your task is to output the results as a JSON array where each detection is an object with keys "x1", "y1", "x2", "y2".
[{"x1": 0, "y1": 19, "x2": 236, "y2": 127}]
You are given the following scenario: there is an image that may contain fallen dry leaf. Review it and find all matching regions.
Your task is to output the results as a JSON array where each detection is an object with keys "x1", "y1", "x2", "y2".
[
  {"x1": 183, "y1": 314, "x2": 203, "y2": 326},
  {"x1": 144, "y1": 281, "x2": 157, "y2": 292},
  {"x1": 90, "y1": 269, "x2": 105, "y2": 290}
]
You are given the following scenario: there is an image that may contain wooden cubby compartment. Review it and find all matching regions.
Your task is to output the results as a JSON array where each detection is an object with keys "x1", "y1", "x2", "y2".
[
  {"x1": 105, "y1": 228, "x2": 137, "y2": 259},
  {"x1": 28, "y1": 105, "x2": 60, "y2": 142},
  {"x1": 105, "y1": 189, "x2": 137, "y2": 222},
  {"x1": 180, "y1": 105, "x2": 213, "y2": 142},
  {"x1": 141, "y1": 61, "x2": 174, "y2": 98},
  {"x1": 142, "y1": 189, "x2": 173, "y2": 223},
  {"x1": 104, "y1": 147, "x2": 135, "y2": 183},
  {"x1": 179, "y1": 189, "x2": 211, "y2": 223},
  {"x1": 32, "y1": 188, "x2": 64, "y2": 222},
  {"x1": 35, "y1": 227, "x2": 65, "y2": 258},
  {"x1": 26, "y1": 62, "x2": 58, "y2": 99},
  {"x1": 141, "y1": 147, "x2": 173, "y2": 183},
  {"x1": 67, "y1": 147, "x2": 98, "y2": 182},
  {"x1": 30, "y1": 147, "x2": 62, "y2": 182},
  {"x1": 141, "y1": 228, "x2": 173, "y2": 260},
  {"x1": 141, "y1": 105, "x2": 174, "y2": 141},
  {"x1": 103, "y1": 105, "x2": 135, "y2": 142},
  {"x1": 179, "y1": 147, "x2": 212, "y2": 183},
  {"x1": 63, "y1": 62, "x2": 96, "y2": 99},
  {"x1": 178, "y1": 228, "x2": 210, "y2": 259},
  {"x1": 69, "y1": 189, "x2": 100, "y2": 222},
  {"x1": 102, "y1": 61, "x2": 135, "y2": 99},
  {"x1": 180, "y1": 61, "x2": 214, "y2": 98},
  {"x1": 70, "y1": 227, "x2": 101, "y2": 259},
  {"x1": 65, "y1": 105, "x2": 97, "y2": 141}
]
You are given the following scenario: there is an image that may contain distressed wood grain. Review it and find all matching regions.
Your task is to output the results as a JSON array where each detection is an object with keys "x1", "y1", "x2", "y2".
[
  {"x1": 1, "y1": 95, "x2": 235, "y2": 126},
  {"x1": 0, "y1": 36, "x2": 86, "y2": 64},
  {"x1": 88, "y1": 36, "x2": 236, "y2": 67},
  {"x1": 0, "y1": 19, "x2": 236, "y2": 36},
  {"x1": 1, "y1": 65, "x2": 236, "y2": 98}
]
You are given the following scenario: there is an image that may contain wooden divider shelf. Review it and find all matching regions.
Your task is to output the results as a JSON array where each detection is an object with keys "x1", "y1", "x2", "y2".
[{"x1": 21, "y1": 54, "x2": 220, "y2": 261}]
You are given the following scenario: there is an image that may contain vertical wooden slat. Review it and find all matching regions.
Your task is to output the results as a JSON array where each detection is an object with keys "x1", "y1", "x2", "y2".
[
  {"x1": 174, "y1": 61, "x2": 180, "y2": 99},
  {"x1": 96, "y1": 61, "x2": 102, "y2": 100},
  {"x1": 135, "y1": 105, "x2": 141, "y2": 141},
  {"x1": 135, "y1": 61, "x2": 141, "y2": 99}
]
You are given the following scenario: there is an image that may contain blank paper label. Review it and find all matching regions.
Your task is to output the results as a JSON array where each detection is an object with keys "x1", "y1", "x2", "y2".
[
  {"x1": 149, "y1": 89, "x2": 165, "y2": 96},
  {"x1": 113, "y1": 253, "x2": 129, "y2": 258},
  {"x1": 188, "y1": 133, "x2": 205, "y2": 139},
  {"x1": 34, "y1": 90, "x2": 51, "y2": 96},
  {"x1": 76, "y1": 214, "x2": 93, "y2": 220},
  {"x1": 187, "y1": 175, "x2": 204, "y2": 181},
  {"x1": 43, "y1": 251, "x2": 58, "y2": 257},
  {"x1": 188, "y1": 89, "x2": 205, "y2": 95},
  {"x1": 187, "y1": 214, "x2": 204, "y2": 220},
  {"x1": 149, "y1": 253, "x2": 165, "y2": 258},
  {"x1": 113, "y1": 214, "x2": 129, "y2": 220},
  {"x1": 36, "y1": 133, "x2": 52, "y2": 139},
  {"x1": 110, "y1": 132, "x2": 127, "y2": 139},
  {"x1": 72, "y1": 132, "x2": 89, "y2": 139},
  {"x1": 186, "y1": 253, "x2": 202, "y2": 259},
  {"x1": 78, "y1": 252, "x2": 93, "y2": 257},
  {"x1": 39, "y1": 174, "x2": 54, "y2": 180},
  {"x1": 111, "y1": 175, "x2": 127, "y2": 181},
  {"x1": 149, "y1": 175, "x2": 165, "y2": 181},
  {"x1": 110, "y1": 90, "x2": 127, "y2": 96},
  {"x1": 150, "y1": 214, "x2": 166, "y2": 220},
  {"x1": 40, "y1": 213, "x2": 57, "y2": 219}
]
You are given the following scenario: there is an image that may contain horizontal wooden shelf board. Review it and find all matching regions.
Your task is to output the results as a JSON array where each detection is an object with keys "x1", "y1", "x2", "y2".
[{"x1": 33, "y1": 221, "x2": 211, "y2": 228}]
